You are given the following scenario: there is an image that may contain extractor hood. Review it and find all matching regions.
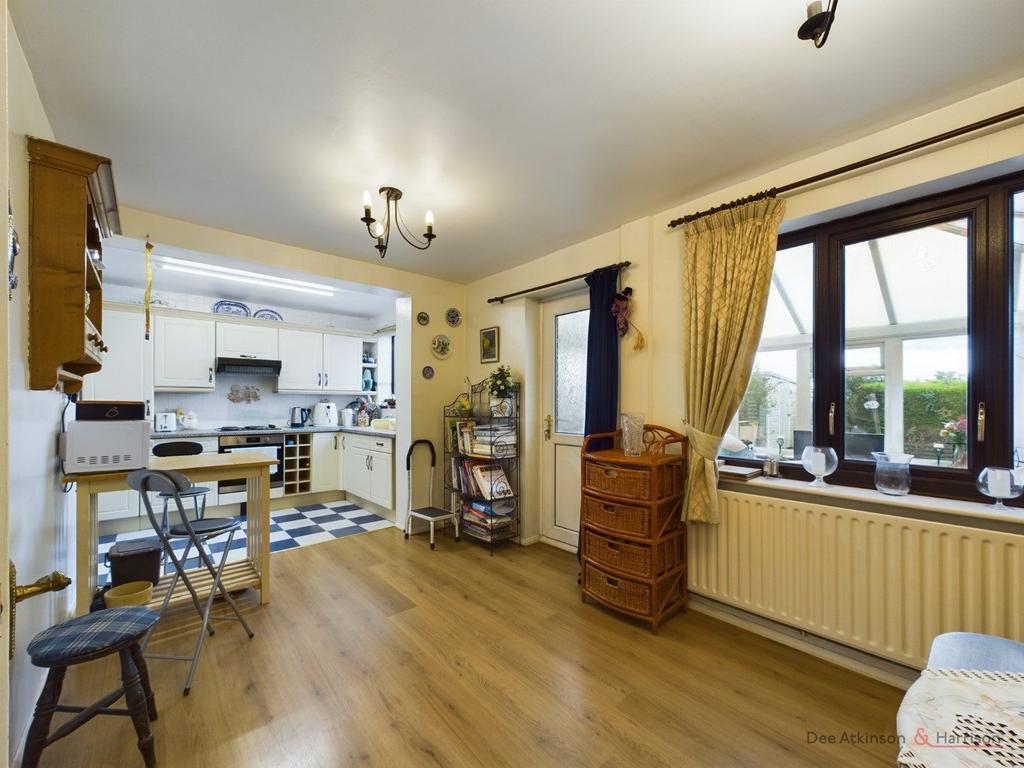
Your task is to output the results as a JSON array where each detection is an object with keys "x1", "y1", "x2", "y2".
[{"x1": 215, "y1": 357, "x2": 282, "y2": 376}]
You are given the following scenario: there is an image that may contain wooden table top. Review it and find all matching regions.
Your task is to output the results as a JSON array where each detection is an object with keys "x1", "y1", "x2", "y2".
[
  {"x1": 584, "y1": 447, "x2": 686, "y2": 467},
  {"x1": 64, "y1": 451, "x2": 275, "y2": 484}
]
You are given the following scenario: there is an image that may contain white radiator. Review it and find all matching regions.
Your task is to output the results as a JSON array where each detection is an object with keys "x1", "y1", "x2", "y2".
[{"x1": 688, "y1": 489, "x2": 1024, "y2": 669}]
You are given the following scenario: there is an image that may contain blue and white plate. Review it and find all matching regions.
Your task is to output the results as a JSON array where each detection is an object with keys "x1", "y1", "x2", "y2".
[
  {"x1": 212, "y1": 300, "x2": 251, "y2": 317},
  {"x1": 253, "y1": 308, "x2": 283, "y2": 321}
]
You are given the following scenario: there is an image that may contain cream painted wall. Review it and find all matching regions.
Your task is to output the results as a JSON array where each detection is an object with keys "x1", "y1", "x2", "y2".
[
  {"x1": 6, "y1": 14, "x2": 76, "y2": 762},
  {"x1": 464, "y1": 75, "x2": 1024, "y2": 538},
  {"x1": 116, "y1": 207, "x2": 468, "y2": 524}
]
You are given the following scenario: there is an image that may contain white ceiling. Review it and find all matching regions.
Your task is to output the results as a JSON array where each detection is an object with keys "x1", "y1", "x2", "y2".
[
  {"x1": 11, "y1": 1, "x2": 1024, "y2": 282},
  {"x1": 102, "y1": 237, "x2": 399, "y2": 323}
]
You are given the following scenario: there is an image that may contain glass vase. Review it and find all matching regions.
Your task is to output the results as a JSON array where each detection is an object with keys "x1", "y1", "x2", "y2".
[
  {"x1": 871, "y1": 452, "x2": 913, "y2": 496},
  {"x1": 800, "y1": 446, "x2": 838, "y2": 487},
  {"x1": 620, "y1": 413, "x2": 645, "y2": 457}
]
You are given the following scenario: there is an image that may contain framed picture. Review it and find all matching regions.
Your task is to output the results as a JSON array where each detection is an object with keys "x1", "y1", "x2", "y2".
[{"x1": 480, "y1": 326, "x2": 500, "y2": 363}]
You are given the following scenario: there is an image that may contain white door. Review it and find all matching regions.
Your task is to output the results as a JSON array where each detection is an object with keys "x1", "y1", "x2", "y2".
[
  {"x1": 278, "y1": 329, "x2": 323, "y2": 391},
  {"x1": 153, "y1": 315, "x2": 216, "y2": 389},
  {"x1": 312, "y1": 432, "x2": 340, "y2": 492},
  {"x1": 540, "y1": 294, "x2": 590, "y2": 551},
  {"x1": 323, "y1": 334, "x2": 363, "y2": 393},
  {"x1": 369, "y1": 450, "x2": 393, "y2": 508},
  {"x1": 216, "y1": 321, "x2": 279, "y2": 360},
  {"x1": 84, "y1": 309, "x2": 153, "y2": 520}
]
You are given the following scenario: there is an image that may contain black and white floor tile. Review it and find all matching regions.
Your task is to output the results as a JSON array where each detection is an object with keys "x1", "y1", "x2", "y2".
[{"x1": 97, "y1": 502, "x2": 392, "y2": 585}]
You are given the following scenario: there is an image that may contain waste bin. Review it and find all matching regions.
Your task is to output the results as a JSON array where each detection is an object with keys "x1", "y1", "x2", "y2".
[{"x1": 105, "y1": 540, "x2": 162, "y2": 587}]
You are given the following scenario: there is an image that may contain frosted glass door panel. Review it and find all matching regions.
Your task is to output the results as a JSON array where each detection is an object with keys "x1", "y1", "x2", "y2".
[{"x1": 554, "y1": 309, "x2": 589, "y2": 435}]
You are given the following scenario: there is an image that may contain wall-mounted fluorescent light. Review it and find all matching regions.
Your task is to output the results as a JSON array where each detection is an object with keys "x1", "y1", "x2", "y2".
[{"x1": 158, "y1": 256, "x2": 336, "y2": 297}]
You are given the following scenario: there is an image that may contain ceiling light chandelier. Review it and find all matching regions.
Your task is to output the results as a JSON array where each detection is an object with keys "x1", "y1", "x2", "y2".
[
  {"x1": 359, "y1": 186, "x2": 435, "y2": 260},
  {"x1": 797, "y1": 0, "x2": 838, "y2": 48}
]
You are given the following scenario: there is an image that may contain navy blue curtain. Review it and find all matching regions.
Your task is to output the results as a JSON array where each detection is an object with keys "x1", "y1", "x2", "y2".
[{"x1": 584, "y1": 265, "x2": 621, "y2": 451}]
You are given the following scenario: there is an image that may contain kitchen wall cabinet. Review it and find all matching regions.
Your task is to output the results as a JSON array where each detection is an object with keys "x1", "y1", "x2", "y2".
[
  {"x1": 277, "y1": 329, "x2": 323, "y2": 391},
  {"x1": 312, "y1": 432, "x2": 341, "y2": 492},
  {"x1": 216, "y1": 322, "x2": 279, "y2": 361},
  {"x1": 83, "y1": 308, "x2": 154, "y2": 521},
  {"x1": 342, "y1": 434, "x2": 393, "y2": 509},
  {"x1": 323, "y1": 334, "x2": 363, "y2": 392},
  {"x1": 154, "y1": 315, "x2": 216, "y2": 390},
  {"x1": 277, "y1": 330, "x2": 365, "y2": 394}
]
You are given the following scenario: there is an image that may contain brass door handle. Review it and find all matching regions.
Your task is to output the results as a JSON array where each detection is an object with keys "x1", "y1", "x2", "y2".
[
  {"x1": 544, "y1": 415, "x2": 552, "y2": 441},
  {"x1": 9, "y1": 562, "x2": 72, "y2": 659}
]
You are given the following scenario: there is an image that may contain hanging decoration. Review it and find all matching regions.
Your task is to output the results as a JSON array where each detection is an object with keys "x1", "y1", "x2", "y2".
[
  {"x1": 611, "y1": 286, "x2": 646, "y2": 351},
  {"x1": 143, "y1": 236, "x2": 154, "y2": 340}
]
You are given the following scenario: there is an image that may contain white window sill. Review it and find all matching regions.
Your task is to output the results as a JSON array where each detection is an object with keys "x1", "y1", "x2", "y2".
[{"x1": 719, "y1": 475, "x2": 1024, "y2": 527}]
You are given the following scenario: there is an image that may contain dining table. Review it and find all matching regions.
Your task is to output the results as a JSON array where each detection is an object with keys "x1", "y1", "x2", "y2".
[{"x1": 64, "y1": 452, "x2": 275, "y2": 616}]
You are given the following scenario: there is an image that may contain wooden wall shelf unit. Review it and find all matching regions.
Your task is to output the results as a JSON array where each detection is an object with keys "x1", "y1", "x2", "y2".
[
  {"x1": 580, "y1": 424, "x2": 688, "y2": 634},
  {"x1": 27, "y1": 137, "x2": 120, "y2": 394},
  {"x1": 284, "y1": 433, "x2": 313, "y2": 495}
]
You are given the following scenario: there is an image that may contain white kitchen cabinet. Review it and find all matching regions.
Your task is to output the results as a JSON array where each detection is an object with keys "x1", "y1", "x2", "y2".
[
  {"x1": 343, "y1": 443, "x2": 372, "y2": 499},
  {"x1": 311, "y1": 432, "x2": 341, "y2": 492},
  {"x1": 322, "y1": 334, "x2": 363, "y2": 393},
  {"x1": 341, "y1": 434, "x2": 393, "y2": 509},
  {"x1": 368, "y1": 450, "x2": 393, "y2": 508},
  {"x1": 277, "y1": 329, "x2": 323, "y2": 391},
  {"x1": 154, "y1": 315, "x2": 216, "y2": 390},
  {"x1": 216, "y1": 322, "x2": 279, "y2": 361},
  {"x1": 83, "y1": 309, "x2": 154, "y2": 521}
]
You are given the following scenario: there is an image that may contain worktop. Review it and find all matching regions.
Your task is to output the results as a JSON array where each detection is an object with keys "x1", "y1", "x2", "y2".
[{"x1": 151, "y1": 425, "x2": 397, "y2": 439}]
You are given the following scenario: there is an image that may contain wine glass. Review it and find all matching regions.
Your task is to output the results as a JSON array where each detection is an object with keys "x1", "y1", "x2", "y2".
[
  {"x1": 801, "y1": 446, "x2": 838, "y2": 487},
  {"x1": 977, "y1": 467, "x2": 1023, "y2": 510}
]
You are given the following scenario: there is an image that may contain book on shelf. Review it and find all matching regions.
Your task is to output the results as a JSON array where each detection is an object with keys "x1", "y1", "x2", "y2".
[{"x1": 470, "y1": 464, "x2": 514, "y2": 499}]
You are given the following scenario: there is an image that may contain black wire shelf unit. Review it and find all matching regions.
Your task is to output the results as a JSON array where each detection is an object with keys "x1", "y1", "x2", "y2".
[{"x1": 443, "y1": 380, "x2": 520, "y2": 554}]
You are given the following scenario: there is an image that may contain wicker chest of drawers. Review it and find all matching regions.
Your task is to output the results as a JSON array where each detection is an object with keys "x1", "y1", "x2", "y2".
[{"x1": 579, "y1": 425, "x2": 687, "y2": 634}]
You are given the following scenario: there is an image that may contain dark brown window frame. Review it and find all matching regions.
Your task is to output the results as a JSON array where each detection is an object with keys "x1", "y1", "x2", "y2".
[{"x1": 724, "y1": 169, "x2": 1023, "y2": 503}]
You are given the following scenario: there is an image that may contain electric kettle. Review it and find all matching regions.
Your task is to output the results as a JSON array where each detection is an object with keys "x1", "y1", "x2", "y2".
[{"x1": 289, "y1": 407, "x2": 311, "y2": 428}]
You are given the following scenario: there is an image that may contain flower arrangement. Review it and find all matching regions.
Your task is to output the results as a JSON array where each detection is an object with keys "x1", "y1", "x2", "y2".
[
  {"x1": 939, "y1": 416, "x2": 968, "y2": 444},
  {"x1": 487, "y1": 365, "x2": 516, "y2": 397}
]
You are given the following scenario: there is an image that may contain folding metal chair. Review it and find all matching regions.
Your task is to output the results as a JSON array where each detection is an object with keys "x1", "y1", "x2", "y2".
[
  {"x1": 127, "y1": 468, "x2": 254, "y2": 695},
  {"x1": 404, "y1": 439, "x2": 459, "y2": 550}
]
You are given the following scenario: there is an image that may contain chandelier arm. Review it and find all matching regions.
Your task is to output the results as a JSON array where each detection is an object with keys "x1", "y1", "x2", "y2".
[
  {"x1": 394, "y1": 201, "x2": 432, "y2": 249},
  {"x1": 814, "y1": 0, "x2": 838, "y2": 48}
]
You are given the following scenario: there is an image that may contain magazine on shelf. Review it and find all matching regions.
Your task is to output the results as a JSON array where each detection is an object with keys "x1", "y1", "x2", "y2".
[{"x1": 470, "y1": 464, "x2": 514, "y2": 499}]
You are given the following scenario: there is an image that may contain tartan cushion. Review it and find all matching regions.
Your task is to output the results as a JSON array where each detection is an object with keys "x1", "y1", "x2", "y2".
[{"x1": 27, "y1": 607, "x2": 159, "y2": 666}]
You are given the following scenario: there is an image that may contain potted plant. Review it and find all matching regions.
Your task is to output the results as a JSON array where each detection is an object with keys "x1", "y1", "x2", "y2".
[{"x1": 487, "y1": 365, "x2": 517, "y2": 418}]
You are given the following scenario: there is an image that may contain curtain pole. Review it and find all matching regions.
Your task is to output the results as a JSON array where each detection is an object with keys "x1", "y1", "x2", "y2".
[
  {"x1": 667, "y1": 104, "x2": 1024, "y2": 229},
  {"x1": 486, "y1": 261, "x2": 630, "y2": 304}
]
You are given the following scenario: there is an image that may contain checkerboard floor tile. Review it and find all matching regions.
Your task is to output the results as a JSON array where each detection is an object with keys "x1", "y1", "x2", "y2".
[{"x1": 98, "y1": 503, "x2": 390, "y2": 585}]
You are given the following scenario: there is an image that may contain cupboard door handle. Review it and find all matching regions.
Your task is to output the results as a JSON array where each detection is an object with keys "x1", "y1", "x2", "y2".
[
  {"x1": 325, "y1": 373, "x2": 329, "y2": 387},
  {"x1": 318, "y1": 372, "x2": 322, "y2": 387},
  {"x1": 240, "y1": 354, "x2": 256, "y2": 359},
  {"x1": 602, "y1": 468, "x2": 618, "y2": 479},
  {"x1": 828, "y1": 401, "x2": 836, "y2": 436},
  {"x1": 607, "y1": 542, "x2": 621, "y2": 552},
  {"x1": 365, "y1": 455, "x2": 370, "y2": 470},
  {"x1": 145, "y1": 399, "x2": 151, "y2": 417},
  {"x1": 334, "y1": 435, "x2": 338, "y2": 450},
  {"x1": 369, "y1": 455, "x2": 373, "y2": 471},
  {"x1": 605, "y1": 577, "x2": 620, "y2": 588},
  {"x1": 977, "y1": 401, "x2": 986, "y2": 443},
  {"x1": 208, "y1": 367, "x2": 213, "y2": 384},
  {"x1": 602, "y1": 504, "x2": 617, "y2": 514}
]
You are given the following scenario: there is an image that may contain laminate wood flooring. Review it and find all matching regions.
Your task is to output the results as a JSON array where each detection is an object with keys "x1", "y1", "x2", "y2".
[{"x1": 32, "y1": 529, "x2": 904, "y2": 767}]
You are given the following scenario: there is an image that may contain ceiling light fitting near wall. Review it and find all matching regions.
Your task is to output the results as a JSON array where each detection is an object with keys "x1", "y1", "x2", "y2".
[
  {"x1": 360, "y1": 186, "x2": 435, "y2": 260},
  {"x1": 798, "y1": 0, "x2": 838, "y2": 48}
]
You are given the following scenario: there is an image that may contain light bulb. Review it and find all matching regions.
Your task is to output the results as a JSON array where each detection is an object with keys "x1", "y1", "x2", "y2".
[
  {"x1": 425, "y1": 210, "x2": 434, "y2": 228},
  {"x1": 362, "y1": 190, "x2": 372, "y2": 217},
  {"x1": 370, "y1": 221, "x2": 384, "y2": 239}
]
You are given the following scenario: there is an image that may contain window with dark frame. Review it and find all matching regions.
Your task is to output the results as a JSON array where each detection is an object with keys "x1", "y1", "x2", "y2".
[{"x1": 720, "y1": 170, "x2": 1024, "y2": 503}]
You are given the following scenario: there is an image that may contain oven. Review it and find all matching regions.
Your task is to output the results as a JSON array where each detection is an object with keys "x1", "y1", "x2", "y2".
[{"x1": 218, "y1": 434, "x2": 285, "y2": 503}]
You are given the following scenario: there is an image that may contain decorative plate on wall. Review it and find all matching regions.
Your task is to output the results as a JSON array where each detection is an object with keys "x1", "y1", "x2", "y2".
[
  {"x1": 212, "y1": 300, "x2": 251, "y2": 317},
  {"x1": 422, "y1": 366, "x2": 434, "y2": 380},
  {"x1": 253, "y1": 308, "x2": 283, "y2": 321},
  {"x1": 431, "y1": 334, "x2": 452, "y2": 359},
  {"x1": 446, "y1": 307, "x2": 462, "y2": 327},
  {"x1": 417, "y1": 311, "x2": 430, "y2": 326}
]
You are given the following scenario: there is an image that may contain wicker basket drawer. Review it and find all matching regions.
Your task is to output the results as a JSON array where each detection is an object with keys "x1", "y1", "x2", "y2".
[
  {"x1": 584, "y1": 562, "x2": 652, "y2": 615},
  {"x1": 584, "y1": 528, "x2": 685, "y2": 579},
  {"x1": 584, "y1": 461, "x2": 652, "y2": 499},
  {"x1": 584, "y1": 529, "x2": 652, "y2": 578},
  {"x1": 582, "y1": 494, "x2": 650, "y2": 537}
]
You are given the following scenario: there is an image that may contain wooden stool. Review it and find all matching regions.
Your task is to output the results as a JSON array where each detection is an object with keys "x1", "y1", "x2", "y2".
[{"x1": 22, "y1": 607, "x2": 161, "y2": 768}]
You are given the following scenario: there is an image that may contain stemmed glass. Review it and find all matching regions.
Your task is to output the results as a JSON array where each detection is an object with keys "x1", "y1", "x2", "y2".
[{"x1": 801, "y1": 446, "x2": 838, "y2": 487}]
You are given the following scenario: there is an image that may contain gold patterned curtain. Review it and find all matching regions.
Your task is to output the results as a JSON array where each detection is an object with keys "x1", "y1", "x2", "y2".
[{"x1": 681, "y1": 196, "x2": 786, "y2": 523}]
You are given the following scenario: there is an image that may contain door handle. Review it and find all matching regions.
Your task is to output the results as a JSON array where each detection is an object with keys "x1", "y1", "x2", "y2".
[
  {"x1": 208, "y1": 367, "x2": 213, "y2": 384},
  {"x1": 318, "y1": 372, "x2": 322, "y2": 387},
  {"x1": 145, "y1": 399, "x2": 151, "y2": 417},
  {"x1": 977, "y1": 402, "x2": 986, "y2": 443},
  {"x1": 334, "y1": 435, "x2": 338, "y2": 450},
  {"x1": 368, "y1": 454, "x2": 373, "y2": 471},
  {"x1": 828, "y1": 401, "x2": 836, "y2": 436},
  {"x1": 325, "y1": 373, "x2": 329, "y2": 388},
  {"x1": 9, "y1": 563, "x2": 72, "y2": 659},
  {"x1": 365, "y1": 455, "x2": 370, "y2": 470},
  {"x1": 240, "y1": 354, "x2": 256, "y2": 359},
  {"x1": 544, "y1": 414, "x2": 552, "y2": 441}
]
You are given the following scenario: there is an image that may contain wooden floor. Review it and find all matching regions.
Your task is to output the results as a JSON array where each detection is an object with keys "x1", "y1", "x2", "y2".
[{"x1": 36, "y1": 529, "x2": 903, "y2": 767}]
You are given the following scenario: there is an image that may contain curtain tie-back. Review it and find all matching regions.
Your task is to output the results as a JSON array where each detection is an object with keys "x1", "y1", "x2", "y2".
[{"x1": 683, "y1": 424, "x2": 722, "y2": 460}]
